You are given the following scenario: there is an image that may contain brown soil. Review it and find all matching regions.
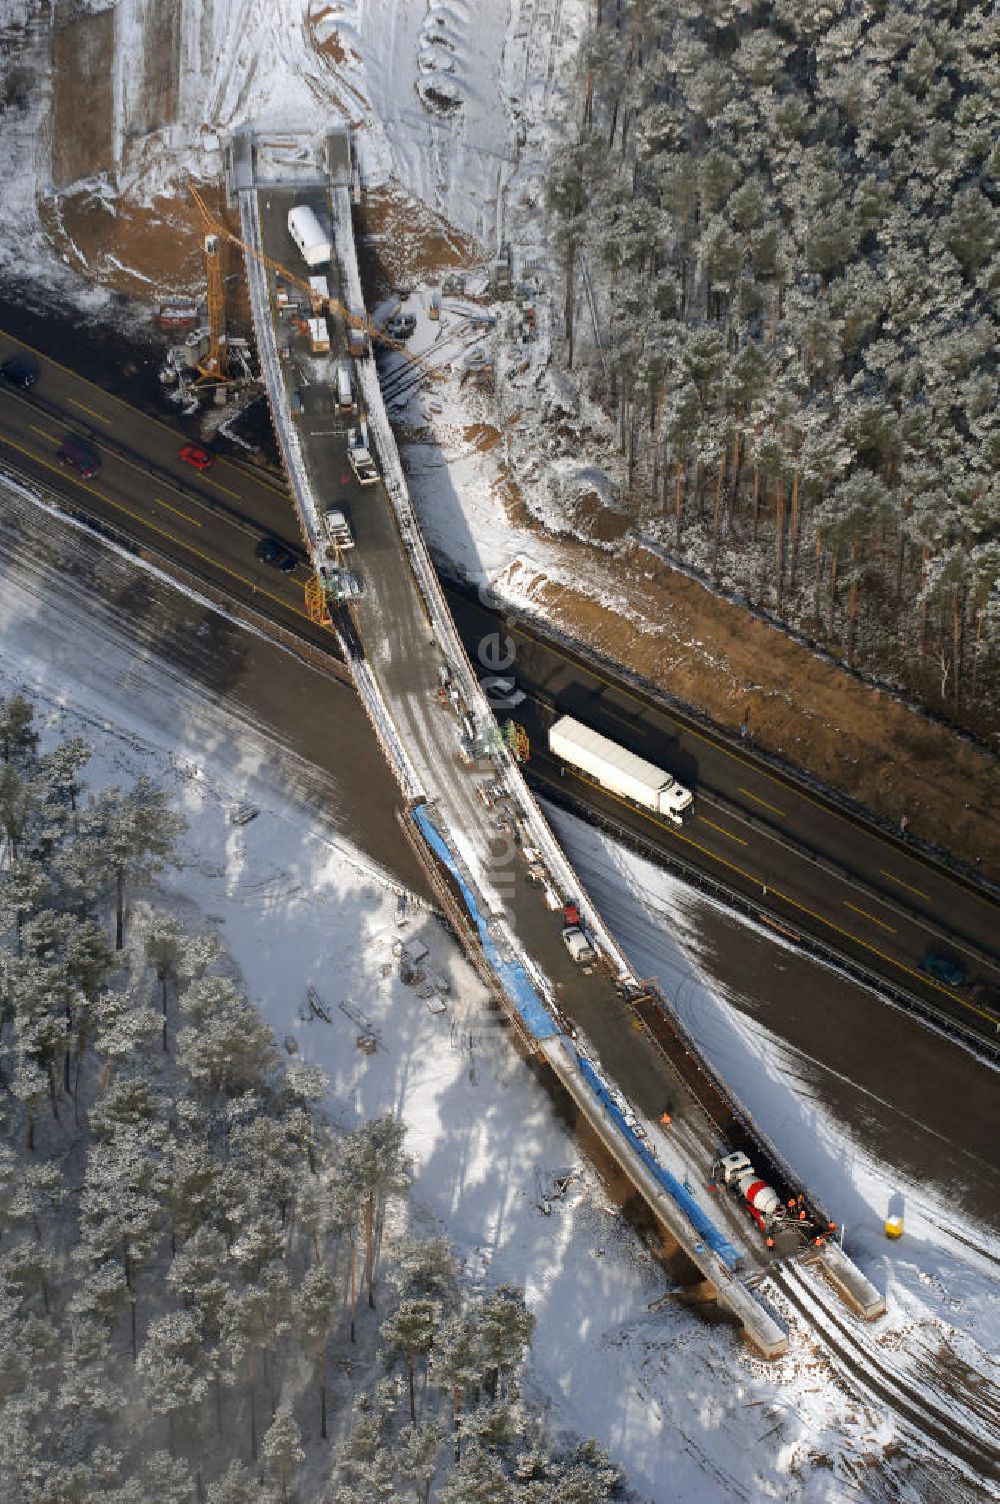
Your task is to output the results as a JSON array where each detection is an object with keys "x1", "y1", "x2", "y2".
[
  {"x1": 39, "y1": 191, "x2": 202, "y2": 298},
  {"x1": 131, "y1": 0, "x2": 180, "y2": 138},
  {"x1": 356, "y1": 187, "x2": 485, "y2": 289},
  {"x1": 496, "y1": 515, "x2": 1000, "y2": 877},
  {"x1": 311, "y1": 10, "x2": 348, "y2": 64},
  {"x1": 568, "y1": 490, "x2": 631, "y2": 545},
  {"x1": 463, "y1": 423, "x2": 503, "y2": 453},
  {"x1": 38, "y1": 185, "x2": 251, "y2": 330},
  {"x1": 50, "y1": 4, "x2": 114, "y2": 187}
]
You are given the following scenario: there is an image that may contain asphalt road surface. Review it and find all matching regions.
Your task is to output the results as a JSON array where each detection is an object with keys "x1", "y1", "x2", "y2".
[
  {"x1": 2, "y1": 323, "x2": 998, "y2": 1053},
  {"x1": 3, "y1": 321, "x2": 1000, "y2": 1231},
  {"x1": 0, "y1": 328, "x2": 316, "y2": 642},
  {"x1": 445, "y1": 586, "x2": 1000, "y2": 1050}
]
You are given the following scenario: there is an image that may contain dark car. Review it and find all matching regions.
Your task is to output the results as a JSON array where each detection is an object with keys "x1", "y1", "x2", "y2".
[
  {"x1": 921, "y1": 952, "x2": 967, "y2": 988},
  {"x1": 1, "y1": 356, "x2": 39, "y2": 389},
  {"x1": 385, "y1": 314, "x2": 417, "y2": 341},
  {"x1": 255, "y1": 536, "x2": 297, "y2": 573},
  {"x1": 57, "y1": 434, "x2": 101, "y2": 479},
  {"x1": 179, "y1": 444, "x2": 214, "y2": 470}
]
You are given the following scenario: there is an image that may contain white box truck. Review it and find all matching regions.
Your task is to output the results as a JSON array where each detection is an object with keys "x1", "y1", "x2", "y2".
[
  {"x1": 287, "y1": 205, "x2": 332, "y2": 268},
  {"x1": 322, "y1": 506, "x2": 354, "y2": 550},
  {"x1": 548, "y1": 715, "x2": 693, "y2": 825},
  {"x1": 335, "y1": 359, "x2": 356, "y2": 413},
  {"x1": 562, "y1": 925, "x2": 596, "y2": 964}
]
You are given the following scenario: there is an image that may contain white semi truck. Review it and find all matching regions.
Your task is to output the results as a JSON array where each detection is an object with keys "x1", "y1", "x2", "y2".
[{"x1": 548, "y1": 714, "x2": 693, "y2": 825}]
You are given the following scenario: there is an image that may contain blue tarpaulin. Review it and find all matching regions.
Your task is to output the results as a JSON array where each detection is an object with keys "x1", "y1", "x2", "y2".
[
  {"x1": 576, "y1": 1054, "x2": 740, "y2": 1270},
  {"x1": 412, "y1": 803, "x2": 738, "y2": 1269},
  {"x1": 412, "y1": 805, "x2": 560, "y2": 1041}
]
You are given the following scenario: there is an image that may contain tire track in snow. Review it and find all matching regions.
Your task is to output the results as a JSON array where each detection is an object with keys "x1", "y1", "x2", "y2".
[{"x1": 770, "y1": 1261, "x2": 1000, "y2": 1484}]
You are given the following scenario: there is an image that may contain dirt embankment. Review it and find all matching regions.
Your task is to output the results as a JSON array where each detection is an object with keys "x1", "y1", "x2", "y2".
[
  {"x1": 35, "y1": 37, "x2": 1000, "y2": 891},
  {"x1": 489, "y1": 464, "x2": 1000, "y2": 877},
  {"x1": 357, "y1": 189, "x2": 999, "y2": 882},
  {"x1": 356, "y1": 189, "x2": 484, "y2": 289}
]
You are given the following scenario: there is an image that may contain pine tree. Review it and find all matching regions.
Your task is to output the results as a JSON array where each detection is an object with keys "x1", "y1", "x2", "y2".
[
  {"x1": 84, "y1": 779, "x2": 185, "y2": 950},
  {"x1": 219, "y1": 1282, "x2": 272, "y2": 1460},
  {"x1": 78, "y1": 1124, "x2": 163, "y2": 1360},
  {"x1": 395, "y1": 1420, "x2": 444, "y2": 1504},
  {"x1": 206, "y1": 1460, "x2": 256, "y2": 1504},
  {"x1": 339, "y1": 1116, "x2": 411, "y2": 1312},
  {"x1": 177, "y1": 976, "x2": 277, "y2": 1095},
  {"x1": 137, "y1": 1311, "x2": 209, "y2": 1453},
  {"x1": 261, "y1": 1403, "x2": 305, "y2": 1503},
  {"x1": 0, "y1": 857, "x2": 49, "y2": 955},
  {"x1": 429, "y1": 1312, "x2": 483, "y2": 1461},
  {"x1": 478, "y1": 1285, "x2": 535, "y2": 1402},
  {"x1": 436, "y1": 1445, "x2": 512, "y2": 1504},
  {"x1": 0, "y1": 694, "x2": 39, "y2": 769},
  {"x1": 0, "y1": 763, "x2": 31, "y2": 860},
  {"x1": 390, "y1": 1237, "x2": 460, "y2": 1309},
  {"x1": 297, "y1": 1264, "x2": 337, "y2": 1438},
  {"x1": 380, "y1": 1298, "x2": 441, "y2": 1425},
  {"x1": 142, "y1": 1449, "x2": 197, "y2": 1504},
  {"x1": 138, "y1": 908, "x2": 184, "y2": 1052},
  {"x1": 34, "y1": 735, "x2": 90, "y2": 815}
]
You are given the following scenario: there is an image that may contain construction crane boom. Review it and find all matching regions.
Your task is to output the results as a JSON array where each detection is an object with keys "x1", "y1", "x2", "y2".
[
  {"x1": 202, "y1": 232, "x2": 227, "y2": 379},
  {"x1": 188, "y1": 183, "x2": 440, "y2": 377}
]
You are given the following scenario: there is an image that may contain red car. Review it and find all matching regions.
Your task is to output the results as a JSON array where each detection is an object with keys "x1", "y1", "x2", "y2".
[{"x1": 179, "y1": 444, "x2": 214, "y2": 470}]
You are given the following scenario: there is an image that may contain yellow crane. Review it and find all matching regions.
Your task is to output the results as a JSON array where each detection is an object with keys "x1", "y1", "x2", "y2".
[
  {"x1": 187, "y1": 182, "x2": 439, "y2": 630},
  {"x1": 188, "y1": 183, "x2": 439, "y2": 376},
  {"x1": 200, "y1": 230, "x2": 227, "y2": 382}
]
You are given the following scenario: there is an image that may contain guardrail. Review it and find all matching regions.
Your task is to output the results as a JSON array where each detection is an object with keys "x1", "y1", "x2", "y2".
[
  {"x1": 330, "y1": 186, "x2": 638, "y2": 984},
  {"x1": 235, "y1": 186, "x2": 425, "y2": 803},
  {"x1": 540, "y1": 776, "x2": 1000, "y2": 1066}
]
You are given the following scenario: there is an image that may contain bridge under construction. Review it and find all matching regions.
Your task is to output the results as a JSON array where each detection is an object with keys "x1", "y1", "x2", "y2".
[{"x1": 224, "y1": 123, "x2": 884, "y2": 1359}]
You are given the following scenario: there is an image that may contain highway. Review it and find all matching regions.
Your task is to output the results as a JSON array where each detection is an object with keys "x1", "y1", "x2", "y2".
[
  {"x1": 0, "y1": 328, "x2": 317, "y2": 645},
  {"x1": 447, "y1": 588, "x2": 1000, "y2": 1047},
  {"x1": 1, "y1": 323, "x2": 998, "y2": 1052}
]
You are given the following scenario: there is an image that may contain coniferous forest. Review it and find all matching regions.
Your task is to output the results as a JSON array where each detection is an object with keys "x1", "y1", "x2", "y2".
[
  {"x1": 547, "y1": 0, "x2": 999, "y2": 733},
  {"x1": 0, "y1": 696, "x2": 623, "y2": 1503}
]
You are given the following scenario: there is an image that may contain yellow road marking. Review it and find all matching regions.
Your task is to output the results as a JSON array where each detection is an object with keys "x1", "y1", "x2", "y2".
[
  {"x1": 561, "y1": 765, "x2": 995, "y2": 1023},
  {"x1": 201, "y1": 474, "x2": 245, "y2": 501},
  {"x1": 880, "y1": 869, "x2": 930, "y2": 902},
  {"x1": 843, "y1": 901, "x2": 896, "y2": 935},
  {"x1": 154, "y1": 496, "x2": 202, "y2": 527},
  {"x1": 1, "y1": 326, "x2": 290, "y2": 495},
  {"x1": 68, "y1": 396, "x2": 112, "y2": 424},
  {"x1": 738, "y1": 785, "x2": 785, "y2": 818},
  {"x1": 0, "y1": 431, "x2": 311, "y2": 625},
  {"x1": 600, "y1": 703, "x2": 642, "y2": 731},
  {"x1": 29, "y1": 423, "x2": 58, "y2": 443},
  {"x1": 508, "y1": 616, "x2": 994, "y2": 913},
  {"x1": 697, "y1": 815, "x2": 748, "y2": 847}
]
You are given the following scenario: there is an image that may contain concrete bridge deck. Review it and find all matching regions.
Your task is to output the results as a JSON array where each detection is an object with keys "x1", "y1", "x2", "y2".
[{"x1": 230, "y1": 126, "x2": 873, "y2": 1358}]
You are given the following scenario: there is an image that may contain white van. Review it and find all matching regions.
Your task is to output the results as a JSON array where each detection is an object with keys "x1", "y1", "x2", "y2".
[{"x1": 335, "y1": 360, "x2": 356, "y2": 413}]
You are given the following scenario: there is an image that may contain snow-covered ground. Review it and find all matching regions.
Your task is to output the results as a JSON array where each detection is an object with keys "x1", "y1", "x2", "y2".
[
  {"x1": 1, "y1": 488, "x2": 997, "y2": 1503},
  {"x1": 1, "y1": 4, "x2": 998, "y2": 1492}
]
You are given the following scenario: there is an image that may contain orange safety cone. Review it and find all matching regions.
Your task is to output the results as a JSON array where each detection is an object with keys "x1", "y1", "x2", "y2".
[{"x1": 659, "y1": 1112, "x2": 672, "y2": 1127}]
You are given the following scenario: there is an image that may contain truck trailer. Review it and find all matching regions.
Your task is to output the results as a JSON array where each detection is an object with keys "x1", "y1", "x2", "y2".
[
  {"x1": 287, "y1": 205, "x2": 332, "y2": 269},
  {"x1": 548, "y1": 715, "x2": 693, "y2": 825}
]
